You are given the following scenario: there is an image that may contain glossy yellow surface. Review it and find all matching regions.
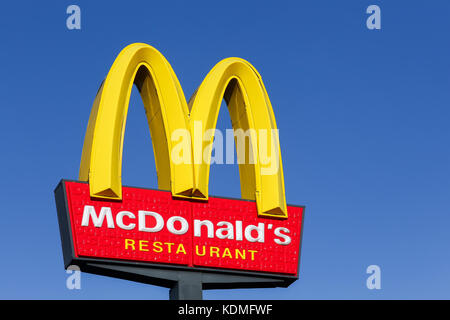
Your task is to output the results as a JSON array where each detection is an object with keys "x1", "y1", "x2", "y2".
[{"x1": 79, "y1": 43, "x2": 287, "y2": 218}]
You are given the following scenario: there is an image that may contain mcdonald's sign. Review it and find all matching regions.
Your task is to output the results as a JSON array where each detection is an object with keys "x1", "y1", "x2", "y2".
[{"x1": 55, "y1": 43, "x2": 305, "y2": 295}]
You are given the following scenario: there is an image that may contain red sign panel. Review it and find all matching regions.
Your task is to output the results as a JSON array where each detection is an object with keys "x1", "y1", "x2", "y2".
[{"x1": 62, "y1": 181, "x2": 303, "y2": 276}]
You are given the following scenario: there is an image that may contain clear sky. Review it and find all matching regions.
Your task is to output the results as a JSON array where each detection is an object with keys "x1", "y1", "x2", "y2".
[{"x1": 0, "y1": 0, "x2": 449, "y2": 299}]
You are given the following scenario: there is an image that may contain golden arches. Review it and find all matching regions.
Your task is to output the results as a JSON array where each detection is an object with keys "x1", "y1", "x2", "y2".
[{"x1": 79, "y1": 43, "x2": 287, "y2": 218}]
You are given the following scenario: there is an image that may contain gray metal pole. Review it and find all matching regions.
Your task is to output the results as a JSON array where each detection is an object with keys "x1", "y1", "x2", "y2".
[{"x1": 169, "y1": 272, "x2": 203, "y2": 300}]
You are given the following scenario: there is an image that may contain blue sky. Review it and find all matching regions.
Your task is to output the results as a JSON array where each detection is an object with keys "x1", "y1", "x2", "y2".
[{"x1": 0, "y1": 0, "x2": 449, "y2": 299}]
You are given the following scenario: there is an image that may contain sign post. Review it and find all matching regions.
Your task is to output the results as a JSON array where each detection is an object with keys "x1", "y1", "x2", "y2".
[
  {"x1": 55, "y1": 180, "x2": 304, "y2": 299},
  {"x1": 55, "y1": 43, "x2": 305, "y2": 299}
]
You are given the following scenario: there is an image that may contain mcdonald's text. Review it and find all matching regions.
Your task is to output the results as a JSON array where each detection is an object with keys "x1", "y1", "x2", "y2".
[{"x1": 57, "y1": 181, "x2": 303, "y2": 275}]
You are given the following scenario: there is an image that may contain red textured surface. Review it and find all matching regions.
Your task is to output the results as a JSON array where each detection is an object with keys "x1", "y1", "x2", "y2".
[
  {"x1": 192, "y1": 197, "x2": 303, "y2": 275},
  {"x1": 66, "y1": 182, "x2": 192, "y2": 266},
  {"x1": 64, "y1": 181, "x2": 303, "y2": 276}
]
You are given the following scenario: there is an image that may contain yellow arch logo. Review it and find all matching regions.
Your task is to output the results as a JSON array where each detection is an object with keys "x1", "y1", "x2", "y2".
[{"x1": 79, "y1": 43, "x2": 287, "y2": 218}]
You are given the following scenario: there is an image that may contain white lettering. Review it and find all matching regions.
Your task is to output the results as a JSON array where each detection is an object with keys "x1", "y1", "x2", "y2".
[
  {"x1": 81, "y1": 206, "x2": 114, "y2": 228},
  {"x1": 215, "y1": 221, "x2": 234, "y2": 239},
  {"x1": 244, "y1": 223, "x2": 265, "y2": 243},
  {"x1": 167, "y1": 216, "x2": 189, "y2": 235},
  {"x1": 274, "y1": 227, "x2": 291, "y2": 245},
  {"x1": 194, "y1": 220, "x2": 214, "y2": 238},
  {"x1": 116, "y1": 211, "x2": 136, "y2": 230},
  {"x1": 138, "y1": 211, "x2": 164, "y2": 232}
]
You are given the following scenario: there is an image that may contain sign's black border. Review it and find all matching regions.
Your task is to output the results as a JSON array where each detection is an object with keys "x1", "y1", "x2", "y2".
[{"x1": 54, "y1": 179, "x2": 305, "y2": 290}]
